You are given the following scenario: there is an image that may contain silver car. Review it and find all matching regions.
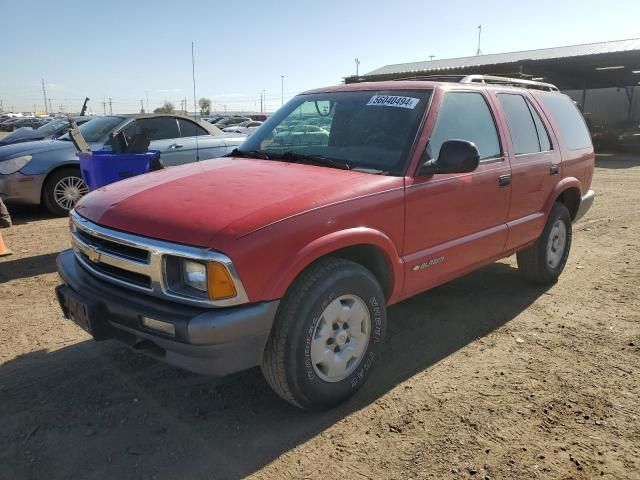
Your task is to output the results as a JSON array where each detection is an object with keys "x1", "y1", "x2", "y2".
[{"x1": 0, "y1": 114, "x2": 245, "y2": 215}]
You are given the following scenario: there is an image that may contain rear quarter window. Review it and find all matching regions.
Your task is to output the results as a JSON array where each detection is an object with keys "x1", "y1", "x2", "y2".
[{"x1": 536, "y1": 93, "x2": 591, "y2": 150}]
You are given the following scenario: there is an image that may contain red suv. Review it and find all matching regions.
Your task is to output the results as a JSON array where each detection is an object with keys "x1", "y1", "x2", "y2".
[{"x1": 56, "y1": 76, "x2": 595, "y2": 410}]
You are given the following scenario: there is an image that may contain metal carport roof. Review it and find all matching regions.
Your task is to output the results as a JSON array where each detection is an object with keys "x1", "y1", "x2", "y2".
[{"x1": 346, "y1": 38, "x2": 640, "y2": 90}]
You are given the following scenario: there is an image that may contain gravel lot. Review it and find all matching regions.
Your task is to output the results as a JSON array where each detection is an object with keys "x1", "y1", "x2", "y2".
[{"x1": 0, "y1": 153, "x2": 638, "y2": 479}]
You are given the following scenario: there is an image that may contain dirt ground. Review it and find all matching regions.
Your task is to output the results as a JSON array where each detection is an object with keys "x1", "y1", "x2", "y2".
[{"x1": 0, "y1": 153, "x2": 638, "y2": 480}]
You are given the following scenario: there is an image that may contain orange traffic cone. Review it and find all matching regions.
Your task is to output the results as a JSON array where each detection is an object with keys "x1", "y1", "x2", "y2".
[{"x1": 0, "y1": 231, "x2": 11, "y2": 257}]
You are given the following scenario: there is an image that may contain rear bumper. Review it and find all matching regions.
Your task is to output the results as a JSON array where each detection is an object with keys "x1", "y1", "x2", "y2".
[
  {"x1": 574, "y1": 189, "x2": 595, "y2": 222},
  {"x1": 56, "y1": 249, "x2": 279, "y2": 376}
]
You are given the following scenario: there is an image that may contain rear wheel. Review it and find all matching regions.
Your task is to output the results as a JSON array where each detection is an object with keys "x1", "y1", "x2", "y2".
[
  {"x1": 42, "y1": 168, "x2": 88, "y2": 216},
  {"x1": 517, "y1": 202, "x2": 572, "y2": 284},
  {"x1": 261, "y1": 258, "x2": 386, "y2": 410}
]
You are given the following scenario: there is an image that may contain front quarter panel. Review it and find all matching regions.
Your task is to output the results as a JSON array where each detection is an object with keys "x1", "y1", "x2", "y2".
[{"x1": 213, "y1": 182, "x2": 406, "y2": 304}]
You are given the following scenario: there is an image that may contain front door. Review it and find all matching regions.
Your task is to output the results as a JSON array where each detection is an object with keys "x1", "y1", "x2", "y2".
[{"x1": 403, "y1": 90, "x2": 512, "y2": 297}]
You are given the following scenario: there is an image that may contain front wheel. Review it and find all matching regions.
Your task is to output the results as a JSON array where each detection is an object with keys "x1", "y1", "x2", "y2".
[
  {"x1": 261, "y1": 258, "x2": 387, "y2": 410},
  {"x1": 42, "y1": 168, "x2": 88, "y2": 216},
  {"x1": 517, "y1": 202, "x2": 572, "y2": 284}
]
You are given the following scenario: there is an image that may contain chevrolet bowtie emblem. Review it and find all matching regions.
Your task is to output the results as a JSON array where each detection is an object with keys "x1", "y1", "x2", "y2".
[{"x1": 86, "y1": 248, "x2": 101, "y2": 264}]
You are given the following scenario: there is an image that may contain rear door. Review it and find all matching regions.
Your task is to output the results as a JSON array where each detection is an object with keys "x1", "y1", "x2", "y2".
[
  {"x1": 492, "y1": 92, "x2": 560, "y2": 250},
  {"x1": 403, "y1": 89, "x2": 512, "y2": 297},
  {"x1": 174, "y1": 118, "x2": 229, "y2": 164}
]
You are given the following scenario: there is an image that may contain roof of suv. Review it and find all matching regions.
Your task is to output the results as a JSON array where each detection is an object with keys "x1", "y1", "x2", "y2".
[{"x1": 302, "y1": 78, "x2": 561, "y2": 95}]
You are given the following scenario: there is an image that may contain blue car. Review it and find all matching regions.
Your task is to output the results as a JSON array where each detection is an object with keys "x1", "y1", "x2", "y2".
[{"x1": 0, "y1": 114, "x2": 245, "y2": 215}]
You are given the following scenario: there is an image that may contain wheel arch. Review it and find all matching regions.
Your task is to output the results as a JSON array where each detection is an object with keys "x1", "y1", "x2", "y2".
[
  {"x1": 545, "y1": 177, "x2": 582, "y2": 221},
  {"x1": 40, "y1": 162, "x2": 82, "y2": 201},
  {"x1": 263, "y1": 228, "x2": 403, "y2": 303}
]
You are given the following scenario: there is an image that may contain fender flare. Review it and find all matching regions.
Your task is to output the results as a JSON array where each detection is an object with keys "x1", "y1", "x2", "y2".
[
  {"x1": 543, "y1": 177, "x2": 582, "y2": 217},
  {"x1": 263, "y1": 227, "x2": 404, "y2": 301}
]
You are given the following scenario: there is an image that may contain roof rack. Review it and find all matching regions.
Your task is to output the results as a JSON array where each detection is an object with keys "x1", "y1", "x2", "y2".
[
  {"x1": 460, "y1": 75, "x2": 559, "y2": 91},
  {"x1": 391, "y1": 74, "x2": 559, "y2": 91}
]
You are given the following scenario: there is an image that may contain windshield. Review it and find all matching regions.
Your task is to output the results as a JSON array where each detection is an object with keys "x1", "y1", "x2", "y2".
[
  {"x1": 239, "y1": 89, "x2": 431, "y2": 174},
  {"x1": 76, "y1": 116, "x2": 125, "y2": 142},
  {"x1": 37, "y1": 118, "x2": 67, "y2": 134}
]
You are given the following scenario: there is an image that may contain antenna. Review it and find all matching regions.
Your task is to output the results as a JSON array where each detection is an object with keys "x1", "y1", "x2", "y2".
[
  {"x1": 41, "y1": 78, "x2": 49, "y2": 114},
  {"x1": 191, "y1": 41, "x2": 199, "y2": 161},
  {"x1": 476, "y1": 25, "x2": 482, "y2": 56}
]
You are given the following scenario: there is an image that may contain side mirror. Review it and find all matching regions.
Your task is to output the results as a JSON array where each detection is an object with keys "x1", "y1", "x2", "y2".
[{"x1": 418, "y1": 140, "x2": 480, "y2": 176}]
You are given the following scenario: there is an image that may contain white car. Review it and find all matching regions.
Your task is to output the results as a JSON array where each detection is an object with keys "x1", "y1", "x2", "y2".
[{"x1": 222, "y1": 120, "x2": 263, "y2": 135}]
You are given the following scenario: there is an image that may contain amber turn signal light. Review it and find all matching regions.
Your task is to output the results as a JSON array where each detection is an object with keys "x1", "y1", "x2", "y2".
[{"x1": 207, "y1": 262, "x2": 237, "y2": 300}]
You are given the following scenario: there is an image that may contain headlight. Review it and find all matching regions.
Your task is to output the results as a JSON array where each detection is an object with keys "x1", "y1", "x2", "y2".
[
  {"x1": 178, "y1": 259, "x2": 237, "y2": 300},
  {"x1": 0, "y1": 155, "x2": 32, "y2": 175},
  {"x1": 182, "y1": 260, "x2": 207, "y2": 292}
]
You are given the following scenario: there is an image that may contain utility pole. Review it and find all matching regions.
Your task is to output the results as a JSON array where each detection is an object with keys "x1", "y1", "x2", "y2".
[
  {"x1": 59, "y1": 104, "x2": 64, "y2": 113},
  {"x1": 262, "y1": 89, "x2": 266, "y2": 113},
  {"x1": 140, "y1": 99, "x2": 145, "y2": 113},
  {"x1": 41, "y1": 78, "x2": 49, "y2": 114},
  {"x1": 281, "y1": 75, "x2": 284, "y2": 107},
  {"x1": 108, "y1": 97, "x2": 113, "y2": 115},
  {"x1": 48, "y1": 98, "x2": 53, "y2": 114},
  {"x1": 102, "y1": 97, "x2": 106, "y2": 115},
  {"x1": 145, "y1": 90, "x2": 149, "y2": 114},
  {"x1": 476, "y1": 25, "x2": 482, "y2": 56},
  {"x1": 355, "y1": 58, "x2": 360, "y2": 78},
  {"x1": 259, "y1": 91, "x2": 263, "y2": 113},
  {"x1": 429, "y1": 55, "x2": 435, "y2": 61},
  {"x1": 0, "y1": 100, "x2": 3, "y2": 112}
]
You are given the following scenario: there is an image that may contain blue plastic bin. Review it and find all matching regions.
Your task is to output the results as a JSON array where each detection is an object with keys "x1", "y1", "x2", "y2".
[{"x1": 79, "y1": 150, "x2": 161, "y2": 191}]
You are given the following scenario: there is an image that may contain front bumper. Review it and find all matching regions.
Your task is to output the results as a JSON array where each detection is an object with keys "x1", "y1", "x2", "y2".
[
  {"x1": 574, "y1": 189, "x2": 595, "y2": 222},
  {"x1": 56, "y1": 249, "x2": 279, "y2": 376},
  {"x1": 0, "y1": 171, "x2": 45, "y2": 204}
]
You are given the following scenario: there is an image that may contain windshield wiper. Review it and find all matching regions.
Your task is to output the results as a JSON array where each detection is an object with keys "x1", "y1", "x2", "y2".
[
  {"x1": 279, "y1": 151, "x2": 350, "y2": 170},
  {"x1": 226, "y1": 148, "x2": 272, "y2": 160}
]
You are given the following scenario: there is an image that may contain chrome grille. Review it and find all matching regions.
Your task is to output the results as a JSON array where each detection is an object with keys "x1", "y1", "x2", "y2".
[{"x1": 69, "y1": 210, "x2": 249, "y2": 308}]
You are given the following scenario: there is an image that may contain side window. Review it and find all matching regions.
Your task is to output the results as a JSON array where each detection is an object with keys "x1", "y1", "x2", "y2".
[
  {"x1": 178, "y1": 118, "x2": 209, "y2": 137},
  {"x1": 536, "y1": 92, "x2": 591, "y2": 150},
  {"x1": 428, "y1": 92, "x2": 500, "y2": 161},
  {"x1": 136, "y1": 118, "x2": 180, "y2": 140},
  {"x1": 526, "y1": 99, "x2": 552, "y2": 151},
  {"x1": 497, "y1": 94, "x2": 541, "y2": 155}
]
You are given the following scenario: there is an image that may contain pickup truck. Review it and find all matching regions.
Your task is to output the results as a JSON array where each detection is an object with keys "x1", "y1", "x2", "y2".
[{"x1": 56, "y1": 76, "x2": 595, "y2": 410}]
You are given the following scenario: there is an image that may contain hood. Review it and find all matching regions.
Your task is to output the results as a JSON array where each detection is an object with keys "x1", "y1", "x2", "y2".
[
  {"x1": 75, "y1": 157, "x2": 400, "y2": 247},
  {"x1": 0, "y1": 128, "x2": 49, "y2": 146},
  {"x1": 0, "y1": 138, "x2": 73, "y2": 160}
]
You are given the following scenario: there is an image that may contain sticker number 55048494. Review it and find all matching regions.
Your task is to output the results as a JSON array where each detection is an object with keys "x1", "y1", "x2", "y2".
[{"x1": 366, "y1": 95, "x2": 420, "y2": 109}]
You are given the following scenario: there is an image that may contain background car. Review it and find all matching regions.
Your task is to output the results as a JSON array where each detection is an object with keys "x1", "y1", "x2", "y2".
[
  {"x1": 0, "y1": 116, "x2": 93, "y2": 146},
  {"x1": 213, "y1": 116, "x2": 251, "y2": 129},
  {"x1": 222, "y1": 120, "x2": 263, "y2": 135},
  {"x1": 272, "y1": 124, "x2": 330, "y2": 146},
  {"x1": 0, "y1": 114, "x2": 246, "y2": 215},
  {"x1": 617, "y1": 125, "x2": 640, "y2": 152}
]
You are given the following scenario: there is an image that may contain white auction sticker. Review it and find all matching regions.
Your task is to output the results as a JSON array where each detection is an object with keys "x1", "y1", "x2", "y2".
[{"x1": 366, "y1": 95, "x2": 420, "y2": 109}]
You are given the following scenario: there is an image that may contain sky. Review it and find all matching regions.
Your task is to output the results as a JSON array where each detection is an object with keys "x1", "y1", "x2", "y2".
[{"x1": 1, "y1": 0, "x2": 639, "y2": 114}]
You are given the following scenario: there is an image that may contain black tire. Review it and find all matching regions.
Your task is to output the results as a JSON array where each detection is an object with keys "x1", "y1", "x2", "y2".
[
  {"x1": 42, "y1": 168, "x2": 88, "y2": 216},
  {"x1": 261, "y1": 257, "x2": 387, "y2": 410},
  {"x1": 517, "y1": 202, "x2": 572, "y2": 284}
]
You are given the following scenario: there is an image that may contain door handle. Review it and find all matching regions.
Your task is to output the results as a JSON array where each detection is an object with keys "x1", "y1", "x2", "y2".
[
  {"x1": 550, "y1": 164, "x2": 559, "y2": 175},
  {"x1": 498, "y1": 174, "x2": 511, "y2": 187},
  {"x1": 168, "y1": 143, "x2": 183, "y2": 149}
]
